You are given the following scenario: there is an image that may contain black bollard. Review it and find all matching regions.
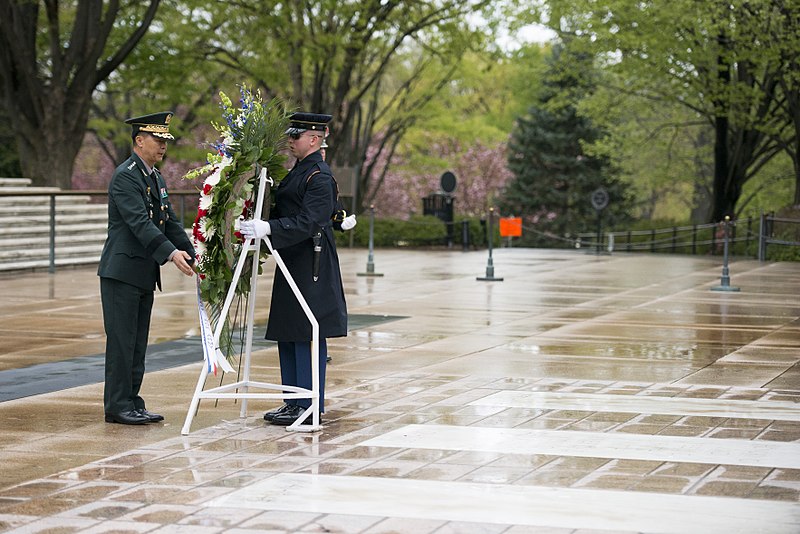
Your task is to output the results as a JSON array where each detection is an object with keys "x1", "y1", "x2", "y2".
[
  {"x1": 477, "y1": 208, "x2": 503, "y2": 282},
  {"x1": 711, "y1": 216, "x2": 740, "y2": 292},
  {"x1": 462, "y1": 220, "x2": 470, "y2": 252},
  {"x1": 358, "y1": 205, "x2": 384, "y2": 277}
]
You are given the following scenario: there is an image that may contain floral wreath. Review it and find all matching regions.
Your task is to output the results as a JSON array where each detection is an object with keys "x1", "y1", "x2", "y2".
[{"x1": 184, "y1": 85, "x2": 291, "y2": 355}]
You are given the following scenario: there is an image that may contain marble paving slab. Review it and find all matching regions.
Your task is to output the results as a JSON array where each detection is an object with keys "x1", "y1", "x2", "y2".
[
  {"x1": 470, "y1": 390, "x2": 800, "y2": 421},
  {"x1": 361, "y1": 424, "x2": 800, "y2": 469},
  {"x1": 207, "y1": 473, "x2": 800, "y2": 534}
]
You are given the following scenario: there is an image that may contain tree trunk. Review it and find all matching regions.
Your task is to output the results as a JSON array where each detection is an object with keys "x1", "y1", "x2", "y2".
[
  {"x1": 0, "y1": 1, "x2": 160, "y2": 189},
  {"x1": 17, "y1": 129, "x2": 83, "y2": 190},
  {"x1": 690, "y1": 181, "x2": 712, "y2": 224},
  {"x1": 13, "y1": 83, "x2": 91, "y2": 189},
  {"x1": 711, "y1": 112, "x2": 733, "y2": 222}
]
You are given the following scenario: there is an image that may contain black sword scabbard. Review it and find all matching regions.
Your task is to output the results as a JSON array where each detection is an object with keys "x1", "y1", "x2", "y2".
[{"x1": 312, "y1": 231, "x2": 322, "y2": 282}]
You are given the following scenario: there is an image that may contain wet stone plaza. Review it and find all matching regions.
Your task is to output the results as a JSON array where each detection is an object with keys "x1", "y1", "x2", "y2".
[{"x1": 0, "y1": 247, "x2": 799, "y2": 533}]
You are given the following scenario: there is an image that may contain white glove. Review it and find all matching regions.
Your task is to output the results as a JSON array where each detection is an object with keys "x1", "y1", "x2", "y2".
[
  {"x1": 341, "y1": 214, "x2": 357, "y2": 231},
  {"x1": 240, "y1": 219, "x2": 271, "y2": 240}
]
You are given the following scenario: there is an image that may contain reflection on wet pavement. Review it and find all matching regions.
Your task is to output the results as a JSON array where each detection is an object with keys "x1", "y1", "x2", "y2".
[{"x1": 0, "y1": 248, "x2": 798, "y2": 533}]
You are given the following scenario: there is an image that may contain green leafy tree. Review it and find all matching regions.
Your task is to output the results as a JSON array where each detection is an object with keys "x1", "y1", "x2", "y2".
[
  {"x1": 367, "y1": 44, "x2": 548, "y2": 217},
  {"x1": 80, "y1": 1, "x2": 232, "y2": 189},
  {"x1": 577, "y1": 74, "x2": 717, "y2": 223},
  {"x1": 500, "y1": 44, "x2": 632, "y2": 242},
  {"x1": 545, "y1": 0, "x2": 800, "y2": 220},
  {"x1": 190, "y1": 0, "x2": 525, "y2": 212},
  {"x1": 0, "y1": 0, "x2": 161, "y2": 188}
]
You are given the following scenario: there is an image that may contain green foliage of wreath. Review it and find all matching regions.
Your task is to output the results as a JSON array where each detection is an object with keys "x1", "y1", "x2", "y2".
[{"x1": 184, "y1": 86, "x2": 291, "y2": 356}]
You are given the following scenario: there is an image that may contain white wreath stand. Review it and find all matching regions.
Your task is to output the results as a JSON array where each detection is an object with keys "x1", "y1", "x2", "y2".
[{"x1": 181, "y1": 168, "x2": 321, "y2": 435}]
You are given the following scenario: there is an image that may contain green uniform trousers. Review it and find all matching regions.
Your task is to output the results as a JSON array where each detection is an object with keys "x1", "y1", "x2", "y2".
[{"x1": 101, "y1": 277, "x2": 154, "y2": 414}]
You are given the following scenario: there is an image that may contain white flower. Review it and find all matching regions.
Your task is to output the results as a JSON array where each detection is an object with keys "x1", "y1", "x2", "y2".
[
  {"x1": 199, "y1": 192, "x2": 213, "y2": 210},
  {"x1": 204, "y1": 168, "x2": 222, "y2": 188},
  {"x1": 200, "y1": 217, "x2": 216, "y2": 239},
  {"x1": 195, "y1": 240, "x2": 206, "y2": 258}
]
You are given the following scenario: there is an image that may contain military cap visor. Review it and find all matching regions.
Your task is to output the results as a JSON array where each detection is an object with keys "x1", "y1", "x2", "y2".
[
  {"x1": 125, "y1": 111, "x2": 175, "y2": 140},
  {"x1": 285, "y1": 112, "x2": 332, "y2": 136}
]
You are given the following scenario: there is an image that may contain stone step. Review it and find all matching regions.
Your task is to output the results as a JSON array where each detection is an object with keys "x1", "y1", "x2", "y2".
[
  {"x1": 0, "y1": 233, "x2": 107, "y2": 252},
  {"x1": 0, "y1": 243, "x2": 103, "y2": 261},
  {"x1": 0, "y1": 214, "x2": 108, "y2": 230},
  {"x1": 0, "y1": 203, "x2": 107, "y2": 216},
  {"x1": 0, "y1": 181, "x2": 106, "y2": 271},
  {"x1": 0, "y1": 215, "x2": 107, "y2": 228},
  {"x1": 0, "y1": 223, "x2": 108, "y2": 239},
  {"x1": 0, "y1": 187, "x2": 65, "y2": 195},
  {"x1": 0, "y1": 194, "x2": 97, "y2": 207},
  {"x1": 0, "y1": 177, "x2": 33, "y2": 187},
  {"x1": 0, "y1": 255, "x2": 101, "y2": 271}
]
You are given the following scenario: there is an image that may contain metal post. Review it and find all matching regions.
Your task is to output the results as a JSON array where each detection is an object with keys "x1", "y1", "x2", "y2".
[
  {"x1": 745, "y1": 216, "x2": 752, "y2": 253},
  {"x1": 710, "y1": 224, "x2": 717, "y2": 255},
  {"x1": 671, "y1": 226, "x2": 677, "y2": 253},
  {"x1": 595, "y1": 210, "x2": 602, "y2": 254},
  {"x1": 445, "y1": 196, "x2": 454, "y2": 248},
  {"x1": 477, "y1": 208, "x2": 503, "y2": 282},
  {"x1": 711, "y1": 216, "x2": 740, "y2": 292},
  {"x1": 358, "y1": 205, "x2": 383, "y2": 277},
  {"x1": 758, "y1": 211, "x2": 765, "y2": 261},
  {"x1": 48, "y1": 195, "x2": 56, "y2": 274},
  {"x1": 461, "y1": 220, "x2": 469, "y2": 252}
]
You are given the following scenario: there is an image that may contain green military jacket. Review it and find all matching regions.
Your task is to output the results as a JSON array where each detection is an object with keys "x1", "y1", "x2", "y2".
[{"x1": 97, "y1": 152, "x2": 195, "y2": 291}]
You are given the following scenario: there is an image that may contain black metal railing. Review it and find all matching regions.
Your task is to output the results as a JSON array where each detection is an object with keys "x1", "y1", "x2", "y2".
[
  {"x1": 572, "y1": 214, "x2": 799, "y2": 259},
  {"x1": 0, "y1": 189, "x2": 199, "y2": 273}
]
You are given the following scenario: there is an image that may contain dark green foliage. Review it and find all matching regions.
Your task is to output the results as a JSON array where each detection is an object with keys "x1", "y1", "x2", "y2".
[{"x1": 498, "y1": 43, "x2": 633, "y2": 242}]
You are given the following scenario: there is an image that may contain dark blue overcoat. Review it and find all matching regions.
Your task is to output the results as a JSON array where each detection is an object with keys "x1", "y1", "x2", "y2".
[{"x1": 265, "y1": 151, "x2": 348, "y2": 341}]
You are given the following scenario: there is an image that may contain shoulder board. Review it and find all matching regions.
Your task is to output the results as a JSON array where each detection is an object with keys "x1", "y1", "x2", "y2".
[{"x1": 127, "y1": 161, "x2": 137, "y2": 170}]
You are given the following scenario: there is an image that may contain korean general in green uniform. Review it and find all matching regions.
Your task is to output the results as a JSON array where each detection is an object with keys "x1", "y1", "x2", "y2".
[{"x1": 97, "y1": 112, "x2": 196, "y2": 425}]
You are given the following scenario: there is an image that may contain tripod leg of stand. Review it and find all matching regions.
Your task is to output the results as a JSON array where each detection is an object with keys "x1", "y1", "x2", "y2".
[
  {"x1": 181, "y1": 365, "x2": 208, "y2": 435},
  {"x1": 240, "y1": 238, "x2": 262, "y2": 419}
]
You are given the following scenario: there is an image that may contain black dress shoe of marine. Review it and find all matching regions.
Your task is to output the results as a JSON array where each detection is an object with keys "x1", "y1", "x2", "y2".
[
  {"x1": 271, "y1": 405, "x2": 319, "y2": 426},
  {"x1": 263, "y1": 403, "x2": 291, "y2": 422},
  {"x1": 137, "y1": 409, "x2": 164, "y2": 422},
  {"x1": 105, "y1": 410, "x2": 149, "y2": 425}
]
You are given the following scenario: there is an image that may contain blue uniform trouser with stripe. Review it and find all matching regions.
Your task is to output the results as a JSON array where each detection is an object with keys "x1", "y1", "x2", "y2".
[{"x1": 278, "y1": 339, "x2": 327, "y2": 412}]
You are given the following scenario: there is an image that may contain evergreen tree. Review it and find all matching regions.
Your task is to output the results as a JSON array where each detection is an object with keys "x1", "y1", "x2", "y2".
[{"x1": 500, "y1": 44, "x2": 632, "y2": 246}]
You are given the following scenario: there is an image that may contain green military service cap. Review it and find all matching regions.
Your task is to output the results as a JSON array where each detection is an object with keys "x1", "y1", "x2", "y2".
[{"x1": 125, "y1": 111, "x2": 175, "y2": 140}]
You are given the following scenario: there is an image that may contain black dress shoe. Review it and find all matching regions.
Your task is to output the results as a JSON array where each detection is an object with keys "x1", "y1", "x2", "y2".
[
  {"x1": 271, "y1": 405, "x2": 320, "y2": 426},
  {"x1": 105, "y1": 410, "x2": 149, "y2": 425},
  {"x1": 137, "y1": 409, "x2": 164, "y2": 422},
  {"x1": 263, "y1": 403, "x2": 291, "y2": 422}
]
